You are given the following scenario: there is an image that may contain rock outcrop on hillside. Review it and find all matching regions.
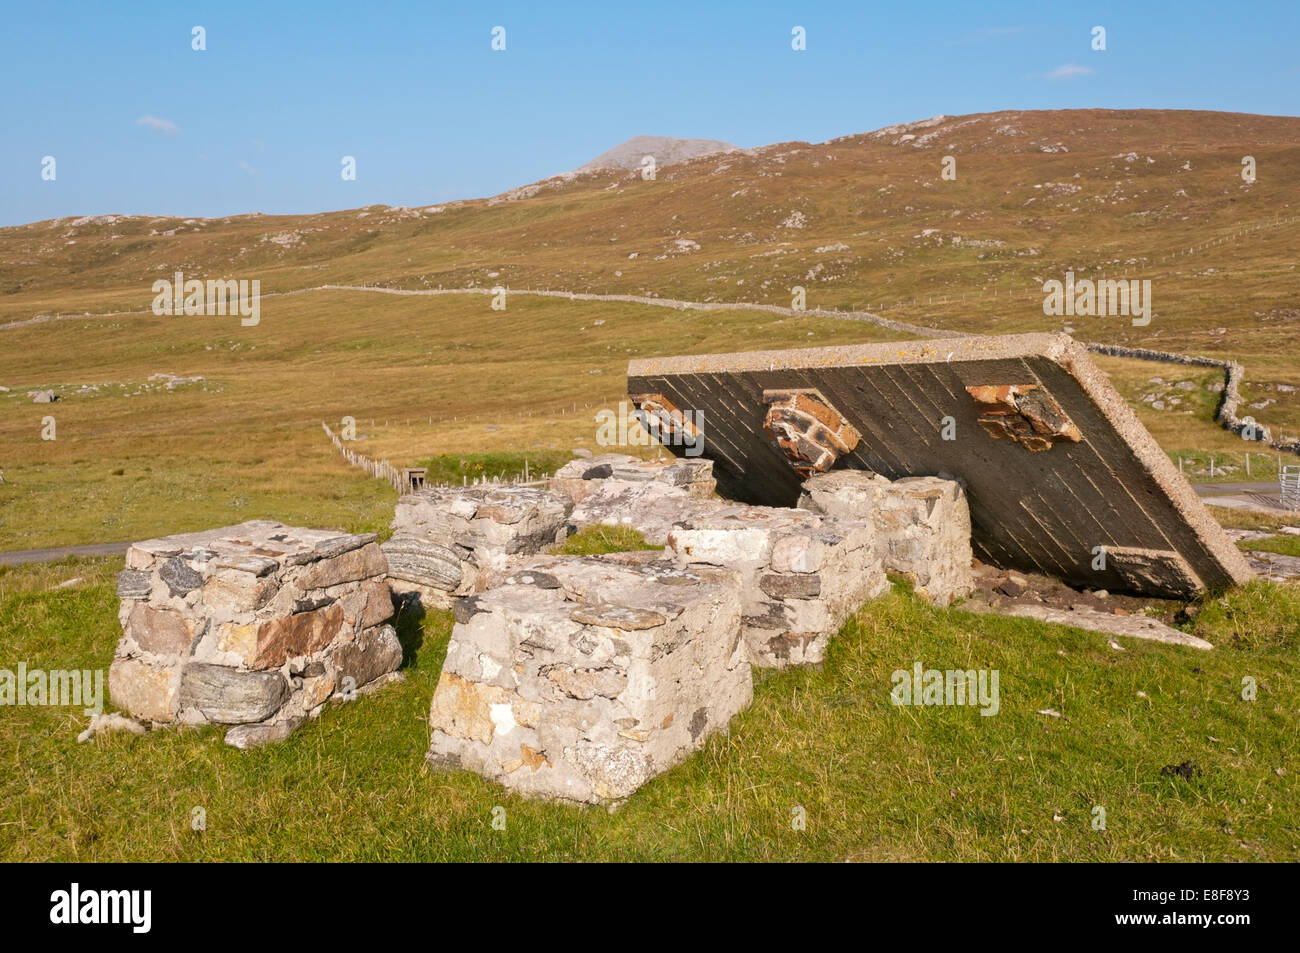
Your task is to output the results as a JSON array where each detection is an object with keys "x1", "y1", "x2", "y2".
[{"x1": 578, "y1": 135, "x2": 739, "y2": 171}]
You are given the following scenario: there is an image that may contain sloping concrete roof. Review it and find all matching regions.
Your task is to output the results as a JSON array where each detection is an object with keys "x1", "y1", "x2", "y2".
[{"x1": 627, "y1": 333, "x2": 1253, "y2": 597}]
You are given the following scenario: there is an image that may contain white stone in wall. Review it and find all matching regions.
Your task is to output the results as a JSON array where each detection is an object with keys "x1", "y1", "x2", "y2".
[
  {"x1": 567, "y1": 479, "x2": 722, "y2": 545},
  {"x1": 551, "y1": 453, "x2": 715, "y2": 505}
]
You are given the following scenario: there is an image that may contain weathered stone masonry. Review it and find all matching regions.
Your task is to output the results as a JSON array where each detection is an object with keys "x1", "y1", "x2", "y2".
[
  {"x1": 383, "y1": 485, "x2": 571, "y2": 609},
  {"x1": 627, "y1": 332, "x2": 1253, "y2": 597},
  {"x1": 110, "y1": 333, "x2": 1248, "y2": 804},
  {"x1": 109, "y1": 520, "x2": 401, "y2": 748},
  {"x1": 666, "y1": 503, "x2": 886, "y2": 667},
  {"x1": 428, "y1": 552, "x2": 751, "y2": 805},
  {"x1": 409, "y1": 461, "x2": 973, "y2": 803}
]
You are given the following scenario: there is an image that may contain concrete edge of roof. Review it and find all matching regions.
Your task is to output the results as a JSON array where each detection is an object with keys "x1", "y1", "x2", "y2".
[
  {"x1": 627, "y1": 331, "x2": 1069, "y2": 378},
  {"x1": 1053, "y1": 336, "x2": 1255, "y2": 588}
]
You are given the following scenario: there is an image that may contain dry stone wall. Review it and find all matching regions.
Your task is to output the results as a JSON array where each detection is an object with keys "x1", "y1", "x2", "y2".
[
  {"x1": 428, "y1": 552, "x2": 750, "y2": 804},
  {"x1": 101, "y1": 461, "x2": 976, "y2": 795},
  {"x1": 568, "y1": 480, "x2": 721, "y2": 545},
  {"x1": 415, "y1": 464, "x2": 972, "y2": 801},
  {"x1": 110, "y1": 520, "x2": 401, "y2": 748},
  {"x1": 666, "y1": 504, "x2": 887, "y2": 667},
  {"x1": 383, "y1": 485, "x2": 572, "y2": 608},
  {"x1": 550, "y1": 453, "x2": 716, "y2": 504},
  {"x1": 798, "y1": 471, "x2": 974, "y2": 606},
  {"x1": 557, "y1": 453, "x2": 722, "y2": 545}
]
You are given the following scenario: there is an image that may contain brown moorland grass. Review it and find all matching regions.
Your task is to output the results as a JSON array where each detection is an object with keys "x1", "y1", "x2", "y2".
[
  {"x1": 4, "y1": 113, "x2": 1297, "y2": 536},
  {"x1": 0, "y1": 293, "x2": 900, "y2": 549}
]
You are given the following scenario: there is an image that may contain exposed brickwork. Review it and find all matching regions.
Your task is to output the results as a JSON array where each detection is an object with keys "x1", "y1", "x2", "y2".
[
  {"x1": 629, "y1": 392, "x2": 702, "y2": 446},
  {"x1": 762, "y1": 389, "x2": 861, "y2": 477},
  {"x1": 627, "y1": 333, "x2": 1254, "y2": 596},
  {"x1": 966, "y1": 383, "x2": 1082, "y2": 451}
]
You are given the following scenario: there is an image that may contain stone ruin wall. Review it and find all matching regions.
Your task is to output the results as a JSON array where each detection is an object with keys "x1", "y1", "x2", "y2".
[
  {"x1": 105, "y1": 454, "x2": 976, "y2": 797},
  {"x1": 109, "y1": 520, "x2": 402, "y2": 748}
]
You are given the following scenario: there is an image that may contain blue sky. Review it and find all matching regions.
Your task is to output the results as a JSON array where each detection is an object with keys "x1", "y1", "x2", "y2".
[{"x1": 2, "y1": 0, "x2": 1296, "y2": 226}]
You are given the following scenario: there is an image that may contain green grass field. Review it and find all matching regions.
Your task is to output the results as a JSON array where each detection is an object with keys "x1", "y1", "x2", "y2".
[
  {"x1": 1, "y1": 289, "x2": 1293, "y2": 553},
  {"x1": 1240, "y1": 534, "x2": 1300, "y2": 559},
  {"x1": 1, "y1": 557, "x2": 1295, "y2": 862}
]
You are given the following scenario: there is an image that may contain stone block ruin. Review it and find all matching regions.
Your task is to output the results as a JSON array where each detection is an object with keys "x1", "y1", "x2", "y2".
[
  {"x1": 104, "y1": 332, "x2": 1254, "y2": 804},
  {"x1": 383, "y1": 485, "x2": 571, "y2": 609},
  {"x1": 799, "y1": 471, "x2": 973, "y2": 607},
  {"x1": 551, "y1": 454, "x2": 716, "y2": 504},
  {"x1": 379, "y1": 452, "x2": 974, "y2": 802},
  {"x1": 429, "y1": 553, "x2": 750, "y2": 804},
  {"x1": 109, "y1": 520, "x2": 402, "y2": 749},
  {"x1": 665, "y1": 504, "x2": 886, "y2": 668}
]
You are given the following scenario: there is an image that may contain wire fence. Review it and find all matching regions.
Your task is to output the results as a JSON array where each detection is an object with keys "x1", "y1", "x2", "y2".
[
  {"x1": 321, "y1": 421, "x2": 405, "y2": 494},
  {"x1": 321, "y1": 420, "x2": 561, "y2": 493}
]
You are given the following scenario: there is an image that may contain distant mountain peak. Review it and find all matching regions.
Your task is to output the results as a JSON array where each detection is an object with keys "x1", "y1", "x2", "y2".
[{"x1": 578, "y1": 135, "x2": 740, "y2": 172}]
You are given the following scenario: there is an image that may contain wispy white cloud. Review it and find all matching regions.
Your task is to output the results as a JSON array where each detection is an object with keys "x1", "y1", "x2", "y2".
[
  {"x1": 239, "y1": 161, "x2": 255, "y2": 175},
  {"x1": 136, "y1": 115, "x2": 178, "y2": 134},
  {"x1": 1046, "y1": 64, "x2": 1094, "y2": 80},
  {"x1": 949, "y1": 26, "x2": 1024, "y2": 46}
]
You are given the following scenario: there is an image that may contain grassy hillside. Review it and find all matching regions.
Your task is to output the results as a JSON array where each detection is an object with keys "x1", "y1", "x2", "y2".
[
  {"x1": 2, "y1": 109, "x2": 1298, "y2": 551},
  {"x1": 1, "y1": 109, "x2": 1297, "y2": 863},
  {"x1": 3, "y1": 109, "x2": 1296, "y2": 350},
  {"x1": 0, "y1": 292, "x2": 899, "y2": 549}
]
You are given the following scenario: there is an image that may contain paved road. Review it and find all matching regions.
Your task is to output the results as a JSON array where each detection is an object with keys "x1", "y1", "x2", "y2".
[
  {"x1": 1193, "y1": 480, "x2": 1299, "y2": 516},
  {"x1": 1192, "y1": 481, "x2": 1281, "y2": 497},
  {"x1": 0, "y1": 541, "x2": 129, "y2": 567}
]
